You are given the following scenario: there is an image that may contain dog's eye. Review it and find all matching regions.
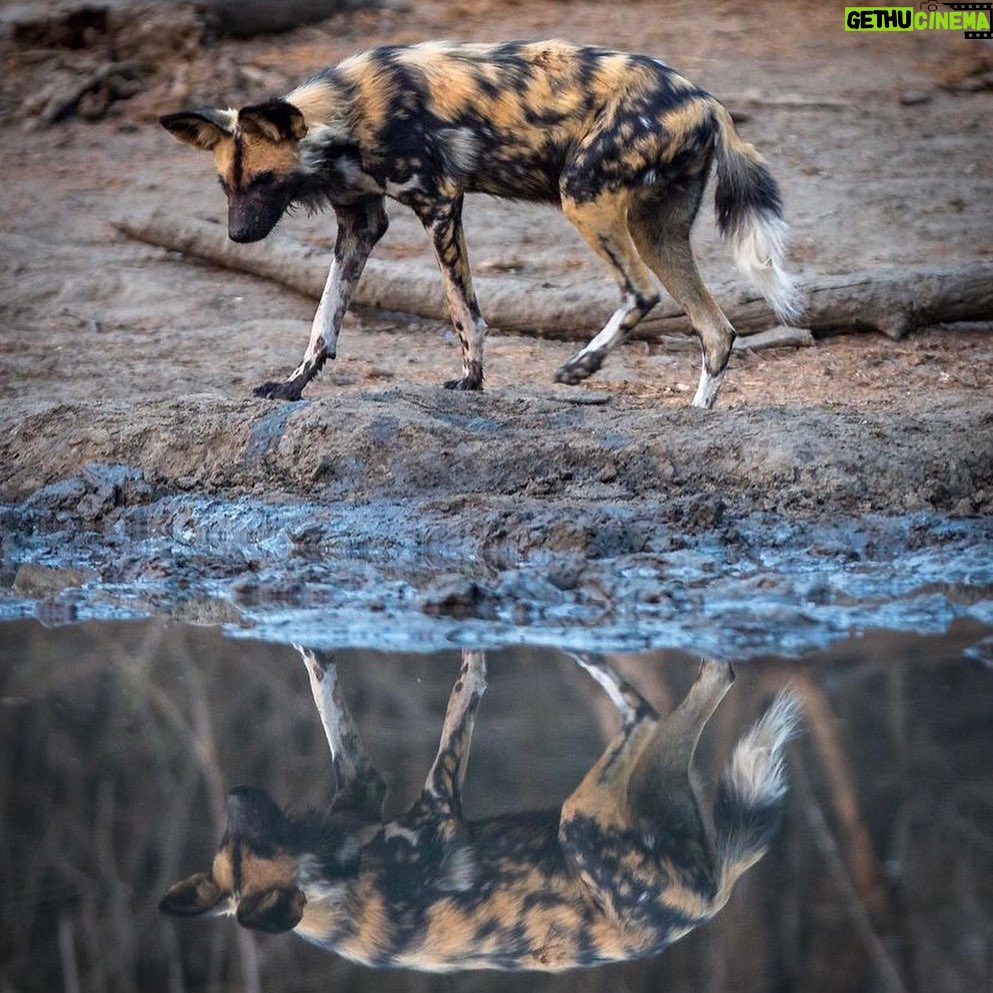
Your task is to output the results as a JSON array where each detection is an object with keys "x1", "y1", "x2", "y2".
[{"x1": 249, "y1": 171, "x2": 277, "y2": 189}]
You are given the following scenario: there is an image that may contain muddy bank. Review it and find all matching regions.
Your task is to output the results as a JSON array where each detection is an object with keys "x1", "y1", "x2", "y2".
[
  {"x1": 3, "y1": 390, "x2": 993, "y2": 655},
  {"x1": 4, "y1": 389, "x2": 992, "y2": 511}
]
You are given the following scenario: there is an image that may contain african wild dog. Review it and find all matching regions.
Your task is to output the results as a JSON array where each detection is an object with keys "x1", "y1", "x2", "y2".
[
  {"x1": 160, "y1": 650, "x2": 799, "y2": 971},
  {"x1": 161, "y1": 40, "x2": 798, "y2": 408}
]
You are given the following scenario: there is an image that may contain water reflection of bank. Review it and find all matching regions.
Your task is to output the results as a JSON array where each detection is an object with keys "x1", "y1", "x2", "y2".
[{"x1": 1, "y1": 618, "x2": 991, "y2": 993}]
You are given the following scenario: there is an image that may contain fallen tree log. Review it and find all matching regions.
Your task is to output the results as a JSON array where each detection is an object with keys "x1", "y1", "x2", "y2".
[
  {"x1": 206, "y1": 0, "x2": 354, "y2": 38},
  {"x1": 115, "y1": 209, "x2": 993, "y2": 342}
]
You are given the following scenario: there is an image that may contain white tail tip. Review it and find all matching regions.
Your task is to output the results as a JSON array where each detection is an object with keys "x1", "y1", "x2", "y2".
[
  {"x1": 725, "y1": 690, "x2": 802, "y2": 806},
  {"x1": 732, "y1": 211, "x2": 801, "y2": 325}
]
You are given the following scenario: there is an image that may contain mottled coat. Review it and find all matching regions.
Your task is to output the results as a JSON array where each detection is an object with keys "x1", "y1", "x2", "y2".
[
  {"x1": 161, "y1": 652, "x2": 799, "y2": 972},
  {"x1": 162, "y1": 41, "x2": 798, "y2": 406}
]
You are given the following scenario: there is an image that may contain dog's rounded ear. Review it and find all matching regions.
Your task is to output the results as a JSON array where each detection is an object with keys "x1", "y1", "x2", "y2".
[
  {"x1": 160, "y1": 109, "x2": 235, "y2": 150},
  {"x1": 236, "y1": 886, "x2": 306, "y2": 933},
  {"x1": 159, "y1": 872, "x2": 225, "y2": 917},
  {"x1": 238, "y1": 100, "x2": 308, "y2": 143}
]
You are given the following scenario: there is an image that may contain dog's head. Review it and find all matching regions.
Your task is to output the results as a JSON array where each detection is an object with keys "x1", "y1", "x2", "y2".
[
  {"x1": 159, "y1": 787, "x2": 307, "y2": 933},
  {"x1": 161, "y1": 101, "x2": 308, "y2": 243}
]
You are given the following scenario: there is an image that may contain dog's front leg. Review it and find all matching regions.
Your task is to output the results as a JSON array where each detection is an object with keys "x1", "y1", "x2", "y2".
[
  {"x1": 254, "y1": 196, "x2": 388, "y2": 401},
  {"x1": 296, "y1": 645, "x2": 387, "y2": 820},
  {"x1": 418, "y1": 197, "x2": 487, "y2": 391},
  {"x1": 415, "y1": 649, "x2": 487, "y2": 823}
]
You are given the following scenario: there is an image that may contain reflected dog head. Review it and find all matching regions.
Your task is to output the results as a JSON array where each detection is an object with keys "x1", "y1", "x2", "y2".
[{"x1": 159, "y1": 786, "x2": 306, "y2": 933}]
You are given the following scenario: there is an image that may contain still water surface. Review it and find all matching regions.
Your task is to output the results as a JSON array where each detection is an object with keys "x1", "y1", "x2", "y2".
[{"x1": 2, "y1": 618, "x2": 991, "y2": 993}]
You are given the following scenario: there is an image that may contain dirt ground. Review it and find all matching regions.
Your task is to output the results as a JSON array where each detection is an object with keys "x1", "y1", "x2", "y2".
[{"x1": 1, "y1": 0, "x2": 992, "y2": 650}]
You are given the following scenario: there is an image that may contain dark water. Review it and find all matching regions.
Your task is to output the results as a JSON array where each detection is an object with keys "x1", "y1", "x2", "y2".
[{"x1": 2, "y1": 618, "x2": 992, "y2": 993}]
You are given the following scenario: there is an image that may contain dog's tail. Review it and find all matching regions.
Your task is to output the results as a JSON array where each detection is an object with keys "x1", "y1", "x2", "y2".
[
  {"x1": 712, "y1": 690, "x2": 801, "y2": 910},
  {"x1": 711, "y1": 101, "x2": 800, "y2": 323}
]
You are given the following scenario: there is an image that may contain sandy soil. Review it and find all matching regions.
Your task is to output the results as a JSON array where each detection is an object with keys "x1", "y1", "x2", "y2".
[{"x1": 1, "y1": 0, "x2": 992, "y2": 651}]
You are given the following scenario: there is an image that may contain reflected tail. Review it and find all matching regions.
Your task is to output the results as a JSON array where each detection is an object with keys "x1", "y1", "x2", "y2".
[{"x1": 713, "y1": 691, "x2": 801, "y2": 907}]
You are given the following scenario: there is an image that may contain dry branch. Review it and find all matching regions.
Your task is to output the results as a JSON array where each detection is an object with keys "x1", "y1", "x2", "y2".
[
  {"x1": 115, "y1": 209, "x2": 993, "y2": 343},
  {"x1": 40, "y1": 60, "x2": 149, "y2": 124},
  {"x1": 791, "y1": 759, "x2": 910, "y2": 993},
  {"x1": 791, "y1": 674, "x2": 884, "y2": 910},
  {"x1": 207, "y1": 0, "x2": 353, "y2": 37}
]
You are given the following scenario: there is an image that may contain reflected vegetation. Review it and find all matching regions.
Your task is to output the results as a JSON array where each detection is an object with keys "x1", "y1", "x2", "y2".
[{"x1": 2, "y1": 618, "x2": 992, "y2": 993}]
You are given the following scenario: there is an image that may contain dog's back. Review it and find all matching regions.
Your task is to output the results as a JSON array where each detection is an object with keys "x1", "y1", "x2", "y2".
[{"x1": 290, "y1": 40, "x2": 714, "y2": 204}]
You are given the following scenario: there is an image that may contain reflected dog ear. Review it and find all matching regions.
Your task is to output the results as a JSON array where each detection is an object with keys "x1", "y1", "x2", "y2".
[
  {"x1": 236, "y1": 886, "x2": 306, "y2": 933},
  {"x1": 159, "y1": 872, "x2": 226, "y2": 917}
]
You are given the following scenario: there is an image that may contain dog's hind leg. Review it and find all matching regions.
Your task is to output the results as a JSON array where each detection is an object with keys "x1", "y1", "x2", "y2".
[
  {"x1": 625, "y1": 659, "x2": 734, "y2": 826},
  {"x1": 629, "y1": 178, "x2": 737, "y2": 409},
  {"x1": 559, "y1": 659, "x2": 734, "y2": 921},
  {"x1": 568, "y1": 652, "x2": 657, "y2": 733},
  {"x1": 563, "y1": 658, "x2": 733, "y2": 824},
  {"x1": 554, "y1": 190, "x2": 661, "y2": 385},
  {"x1": 254, "y1": 196, "x2": 388, "y2": 401},
  {"x1": 417, "y1": 196, "x2": 488, "y2": 391}
]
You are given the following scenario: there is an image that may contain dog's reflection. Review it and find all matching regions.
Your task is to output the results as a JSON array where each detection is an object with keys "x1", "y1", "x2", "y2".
[{"x1": 161, "y1": 651, "x2": 798, "y2": 971}]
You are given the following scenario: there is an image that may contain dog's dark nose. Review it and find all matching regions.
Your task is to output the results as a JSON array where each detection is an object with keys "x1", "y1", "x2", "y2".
[
  {"x1": 228, "y1": 200, "x2": 272, "y2": 243},
  {"x1": 228, "y1": 226, "x2": 264, "y2": 244}
]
